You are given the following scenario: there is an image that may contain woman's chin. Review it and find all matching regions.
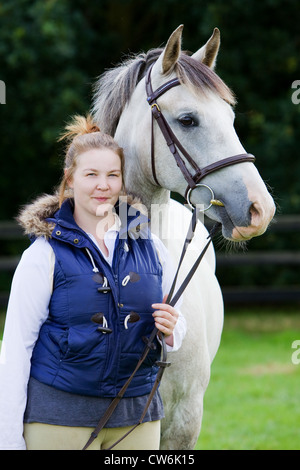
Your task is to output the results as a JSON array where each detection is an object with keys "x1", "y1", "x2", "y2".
[{"x1": 95, "y1": 202, "x2": 114, "y2": 217}]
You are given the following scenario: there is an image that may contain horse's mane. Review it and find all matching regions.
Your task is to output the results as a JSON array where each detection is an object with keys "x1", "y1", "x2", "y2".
[{"x1": 92, "y1": 48, "x2": 235, "y2": 136}]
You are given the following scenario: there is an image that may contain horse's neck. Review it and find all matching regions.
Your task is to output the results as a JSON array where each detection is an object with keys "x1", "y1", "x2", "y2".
[
  {"x1": 123, "y1": 151, "x2": 170, "y2": 207},
  {"x1": 116, "y1": 116, "x2": 173, "y2": 241},
  {"x1": 124, "y1": 165, "x2": 172, "y2": 242}
]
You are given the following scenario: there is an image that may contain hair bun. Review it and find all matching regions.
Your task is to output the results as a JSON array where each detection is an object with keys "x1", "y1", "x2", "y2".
[
  {"x1": 58, "y1": 114, "x2": 101, "y2": 143},
  {"x1": 89, "y1": 124, "x2": 101, "y2": 133}
]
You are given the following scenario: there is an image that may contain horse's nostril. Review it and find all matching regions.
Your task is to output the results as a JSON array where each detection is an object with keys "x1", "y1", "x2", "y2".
[{"x1": 249, "y1": 202, "x2": 261, "y2": 222}]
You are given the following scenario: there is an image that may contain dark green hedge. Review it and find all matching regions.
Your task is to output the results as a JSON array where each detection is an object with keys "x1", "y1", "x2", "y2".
[{"x1": 0, "y1": 0, "x2": 299, "y2": 290}]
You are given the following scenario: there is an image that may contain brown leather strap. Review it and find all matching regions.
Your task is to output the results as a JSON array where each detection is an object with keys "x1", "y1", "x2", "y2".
[
  {"x1": 185, "y1": 153, "x2": 256, "y2": 199},
  {"x1": 106, "y1": 336, "x2": 170, "y2": 450},
  {"x1": 150, "y1": 107, "x2": 160, "y2": 186},
  {"x1": 150, "y1": 104, "x2": 197, "y2": 189},
  {"x1": 145, "y1": 65, "x2": 180, "y2": 104},
  {"x1": 82, "y1": 326, "x2": 160, "y2": 450},
  {"x1": 105, "y1": 216, "x2": 222, "y2": 451},
  {"x1": 82, "y1": 208, "x2": 221, "y2": 451},
  {"x1": 146, "y1": 65, "x2": 185, "y2": 187},
  {"x1": 193, "y1": 154, "x2": 256, "y2": 183}
]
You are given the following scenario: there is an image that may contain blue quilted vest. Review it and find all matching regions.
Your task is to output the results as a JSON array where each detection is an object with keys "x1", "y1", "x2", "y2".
[{"x1": 30, "y1": 199, "x2": 163, "y2": 398}]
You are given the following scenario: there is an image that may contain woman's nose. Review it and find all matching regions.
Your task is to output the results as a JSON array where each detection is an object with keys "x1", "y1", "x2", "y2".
[{"x1": 96, "y1": 178, "x2": 109, "y2": 190}]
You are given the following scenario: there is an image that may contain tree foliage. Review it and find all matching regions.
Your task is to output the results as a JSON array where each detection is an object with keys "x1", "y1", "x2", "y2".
[{"x1": 0, "y1": 0, "x2": 299, "y2": 218}]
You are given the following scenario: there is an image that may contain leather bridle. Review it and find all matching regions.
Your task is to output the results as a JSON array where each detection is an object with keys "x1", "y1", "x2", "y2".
[{"x1": 145, "y1": 63, "x2": 256, "y2": 209}]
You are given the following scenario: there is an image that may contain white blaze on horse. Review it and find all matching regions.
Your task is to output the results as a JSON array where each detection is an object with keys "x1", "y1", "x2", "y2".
[{"x1": 92, "y1": 25, "x2": 275, "y2": 450}]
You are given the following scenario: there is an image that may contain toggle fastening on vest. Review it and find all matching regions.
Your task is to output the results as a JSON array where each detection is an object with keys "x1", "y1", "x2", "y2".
[{"x1": 29, "y1": 199, "x2": 163, "y2": 398}]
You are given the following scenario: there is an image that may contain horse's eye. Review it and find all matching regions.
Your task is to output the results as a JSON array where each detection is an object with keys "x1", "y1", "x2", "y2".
[{"x1": 178, "y1": 115, "x2": 197, "y2": 127}]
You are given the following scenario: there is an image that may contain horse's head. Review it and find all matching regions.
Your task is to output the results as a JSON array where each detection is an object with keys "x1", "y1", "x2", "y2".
[
  {"x1": 94, "y1": 25, "x2": 275, "y2": 241},
  {"x1": 145, "y1": 26, "x2": 275, "y2": 241}
]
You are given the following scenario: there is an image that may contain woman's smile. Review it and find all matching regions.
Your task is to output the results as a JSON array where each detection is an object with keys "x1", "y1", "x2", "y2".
[{"x1": 92, "y1": 196, "x2": 110, "y2": 202}]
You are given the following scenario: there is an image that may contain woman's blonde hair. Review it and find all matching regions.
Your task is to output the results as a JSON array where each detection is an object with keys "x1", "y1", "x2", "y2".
[{"x1": 58, "y1": 114, "x2": 124, "y2": 206}]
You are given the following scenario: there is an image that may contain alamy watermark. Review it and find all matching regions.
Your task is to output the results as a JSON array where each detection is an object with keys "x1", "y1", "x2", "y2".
[
  {"x1": 0, "y1": 80, "x2": 5, "y2": 104},
  {"x1": 291, "y1": 80, "x2": 300, "y2": 104},
  {"x1": 291, "y1": 340, "x2": 300, "y2": 365},
  {"x1": 94, "y1": 196, "x2": 206, "y2": 247}
]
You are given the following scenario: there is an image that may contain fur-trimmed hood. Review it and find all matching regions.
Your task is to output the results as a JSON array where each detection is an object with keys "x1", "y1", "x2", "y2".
[{"x1": 17, "y1": 192, "x2": 148, "y2": 240}]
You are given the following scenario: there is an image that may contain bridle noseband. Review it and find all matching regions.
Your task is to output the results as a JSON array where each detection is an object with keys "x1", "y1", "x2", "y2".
[{"x1": 145, "y1": 64, "x2": 256, "y2": 210}]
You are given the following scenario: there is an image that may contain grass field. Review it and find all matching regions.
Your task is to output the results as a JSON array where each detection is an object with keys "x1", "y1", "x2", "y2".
[
  {"x1": 196, "y1": 309, "x2": 300, "y2": 450},
  {"x1": 1, "y1": 308, "x2": 300, "y2": 450}
]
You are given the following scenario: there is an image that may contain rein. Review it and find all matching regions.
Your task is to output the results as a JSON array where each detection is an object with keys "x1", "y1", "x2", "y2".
[
  {"x1": 82, "y1": 208, "x2": 220, "y2": 451},
  {"x1": 82, "y1": 63, "x2": 255, "y2": 450}
]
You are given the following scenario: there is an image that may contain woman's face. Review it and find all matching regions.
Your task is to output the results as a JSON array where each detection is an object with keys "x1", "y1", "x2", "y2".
[{"x1": 68, "y1": 148, "x2": 123, "y2": 220}]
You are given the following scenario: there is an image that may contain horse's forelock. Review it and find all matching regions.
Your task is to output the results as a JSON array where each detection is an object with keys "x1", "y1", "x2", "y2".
[
  {"x1": 91, "y1": 49, "x2": 235, "y2": 136},
  {"x1": 176, "y1": 55, "x2": 236, "y2": 106},
  {"x1": 91, "y1": 49, "x2": 162, "y2": 136}
]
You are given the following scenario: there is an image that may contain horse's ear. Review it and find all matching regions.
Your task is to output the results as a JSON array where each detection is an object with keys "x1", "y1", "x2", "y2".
[
  {"x1": 160, "y1": 24, "x2": 184, "y2": 75},
  {"x1": 192, "y1": 28, "x2": 220, "y2": 69}
]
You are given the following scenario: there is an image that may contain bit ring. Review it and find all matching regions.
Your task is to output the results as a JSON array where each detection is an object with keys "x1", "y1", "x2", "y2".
[{"x1": 186, "y1": 184, "x2": 215, "y2": 211}]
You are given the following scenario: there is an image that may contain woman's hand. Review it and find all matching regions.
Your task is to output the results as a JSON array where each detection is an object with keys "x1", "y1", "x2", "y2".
[{"x1": 152, "y1": 295, "x2": 179, "y2": 347}]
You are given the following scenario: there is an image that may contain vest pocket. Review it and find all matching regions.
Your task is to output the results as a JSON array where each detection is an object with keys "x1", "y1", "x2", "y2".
[
  {"x1": 63, "y1": 325, "x2": 107, "y2": 357},
  {"x1": 47, "y1": 327, "x2": 68, "y2": 356},
  {"x1": 46, "y1": 323, "x2": 108, "y2": 360}
]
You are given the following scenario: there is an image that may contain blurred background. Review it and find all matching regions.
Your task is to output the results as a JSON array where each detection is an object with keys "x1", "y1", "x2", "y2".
[
  {"x1": 0, "y1": 0, "x2": 300, "y2": 308},
  {"x1": 0, "y1": 0, "x2": 299, "y2": 450}
]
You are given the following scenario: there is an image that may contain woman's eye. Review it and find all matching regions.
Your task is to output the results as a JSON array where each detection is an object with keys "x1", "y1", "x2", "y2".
[{"x1": 178, "y1": 115, "x2": 197, "y2": 127}]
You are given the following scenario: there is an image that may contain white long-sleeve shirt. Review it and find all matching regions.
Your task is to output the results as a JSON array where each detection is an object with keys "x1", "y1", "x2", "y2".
[{"x1": 0, "y1": 228, "x2": 186, "y2": 450}]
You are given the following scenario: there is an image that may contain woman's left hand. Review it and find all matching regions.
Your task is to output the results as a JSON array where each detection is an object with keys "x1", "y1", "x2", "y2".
[{"x1": 152, "y1": 295, "x2": 179, "y2": 347}]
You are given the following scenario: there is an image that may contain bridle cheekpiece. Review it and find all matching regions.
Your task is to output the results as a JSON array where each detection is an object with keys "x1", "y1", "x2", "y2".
[{"x1": 145, "y1": 63, "x2": 256, "y2": 210}]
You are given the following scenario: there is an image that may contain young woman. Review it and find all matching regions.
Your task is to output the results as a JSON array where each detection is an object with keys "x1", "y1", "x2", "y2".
[{"x1": 0, "y1": 115, "x2": 186, "y2": 450}]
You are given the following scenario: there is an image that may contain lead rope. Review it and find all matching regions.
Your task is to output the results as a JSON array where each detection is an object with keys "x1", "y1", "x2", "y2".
[
  {"x1": 168, "y1": 218, "x2": 221, "y2": 308},
  {"x1": 82, "y1": 210, "x2": 221, "y2": 450}
]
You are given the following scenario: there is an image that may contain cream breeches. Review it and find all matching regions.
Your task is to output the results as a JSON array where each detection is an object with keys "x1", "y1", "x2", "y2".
[{"x1": 24, "y1": 420, "x2": 161, "y2": 450}]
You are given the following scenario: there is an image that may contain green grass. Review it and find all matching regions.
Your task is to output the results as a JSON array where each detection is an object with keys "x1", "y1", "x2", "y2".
[
  {"x1": 0, "y1": 311, "x2": 5, "y2": 341},
  {"x1": 1, "y1": 308, "x2": 300, "y2": 450},
  {"x1": 196, "y1": 309, "x2": 300, "y2": 450}
]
